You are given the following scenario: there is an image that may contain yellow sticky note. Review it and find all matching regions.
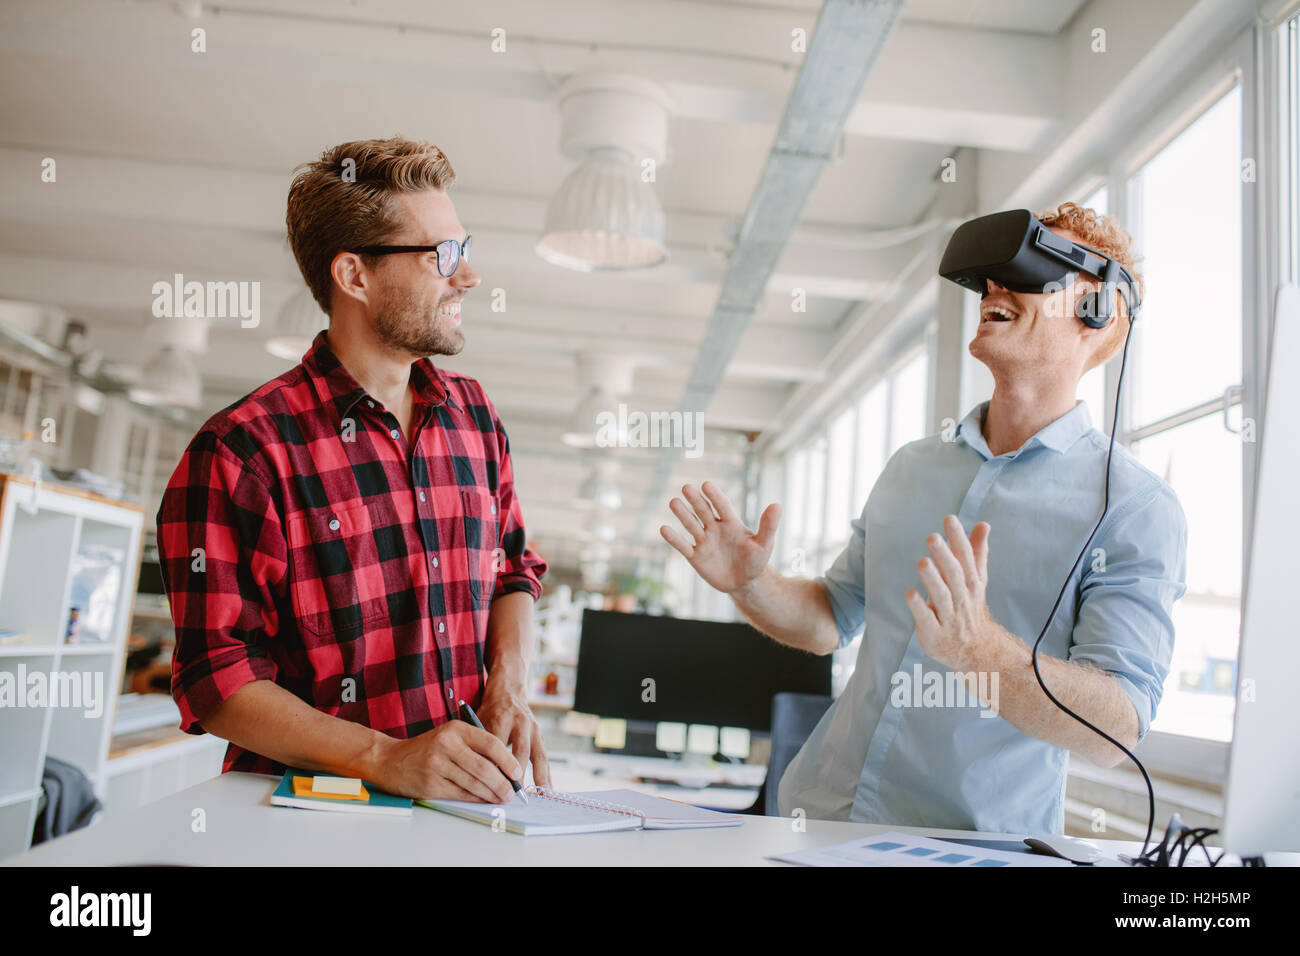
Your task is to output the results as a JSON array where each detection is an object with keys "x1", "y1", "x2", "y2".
[
  {"x1": 594, "y1": 718, "x2": 627, "y2": 750},
  {"x1": 563, "y1": 711, "x2": 600, "y2": 737}
]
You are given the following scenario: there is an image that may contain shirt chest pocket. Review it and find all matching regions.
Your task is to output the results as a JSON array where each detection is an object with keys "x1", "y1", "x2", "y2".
[
  {"x1": 458, "y1": 490, "x2": 500, "y2": 606},
  {"x1": 286, "y1": 503, "x2": 391, "y2": 637}
]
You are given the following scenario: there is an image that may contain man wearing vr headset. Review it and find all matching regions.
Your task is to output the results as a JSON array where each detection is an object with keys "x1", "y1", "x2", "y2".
[{"x1": 663, "y1": 203, "x2": 1186, "y2": 835}]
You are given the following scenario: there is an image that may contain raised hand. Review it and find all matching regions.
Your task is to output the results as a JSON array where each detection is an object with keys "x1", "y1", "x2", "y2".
[
  {"x1": 904, "y1": 514, "x2": 993, "y2": 671},
  {"x1": 660, "y1": 481, "x2": 781, "y2": 596}
]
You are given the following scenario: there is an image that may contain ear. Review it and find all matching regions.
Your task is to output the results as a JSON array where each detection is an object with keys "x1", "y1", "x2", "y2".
[{"x1": 330, "y1": 251, "x2": 374, "y2": 310}]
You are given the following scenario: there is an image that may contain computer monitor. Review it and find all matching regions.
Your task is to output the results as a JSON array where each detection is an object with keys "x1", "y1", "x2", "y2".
[
  {"x1": 573, "y1": 609, "x2": 831, "y2": 733},
  {"x1": 1221, "y1": 284, "x2": 1300, "y2": 855}
]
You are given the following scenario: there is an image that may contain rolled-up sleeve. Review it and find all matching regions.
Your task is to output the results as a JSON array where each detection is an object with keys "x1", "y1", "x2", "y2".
[
  {"x1": 158, "y1": 430, "x2": 286, "y2": 734},
  {"x1": 818, "y1": 503, "x2": 869, "y2": 648},
  {"x1": 1068, "y1": 480, "x2": 1187, "y2": 741},
  {"x1": 489, "y1": 414, "x2": 547, "y2": 601}
]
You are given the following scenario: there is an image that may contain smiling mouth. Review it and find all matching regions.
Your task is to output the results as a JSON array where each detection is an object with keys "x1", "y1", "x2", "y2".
[
  {"x1": 436, "y1": 300, "x2": 462, "y2": 324},
  {"x1": 980, "y1": 304, "x2": 1018, "y2": 323}
]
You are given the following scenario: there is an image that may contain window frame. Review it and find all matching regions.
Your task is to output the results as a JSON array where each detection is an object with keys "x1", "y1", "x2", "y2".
[{"x1": 1100, "y1": 24, "x2": 1278, "y2": 784}]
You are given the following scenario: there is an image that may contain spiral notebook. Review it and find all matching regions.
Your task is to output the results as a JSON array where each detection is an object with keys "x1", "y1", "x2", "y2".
[{"x1": 418, "y1": 787, "x2": 744, "y2": 836}]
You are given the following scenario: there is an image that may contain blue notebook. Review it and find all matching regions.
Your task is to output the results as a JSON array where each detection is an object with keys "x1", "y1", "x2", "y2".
[{"x1": 269, "y1": 770, "x2": 413, "y2": 816}]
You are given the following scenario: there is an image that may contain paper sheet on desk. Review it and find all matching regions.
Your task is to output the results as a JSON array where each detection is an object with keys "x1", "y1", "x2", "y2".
[{"x1": 769, "y1": 831, "x2": 1073, "y2": 867}]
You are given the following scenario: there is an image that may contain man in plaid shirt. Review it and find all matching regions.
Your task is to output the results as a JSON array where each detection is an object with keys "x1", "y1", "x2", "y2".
[{"x1": 158, "y1": 137, "x2": 548, "y2": 803}]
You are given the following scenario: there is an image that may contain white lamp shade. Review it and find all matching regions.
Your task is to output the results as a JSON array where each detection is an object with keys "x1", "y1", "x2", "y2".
[
  {"x1": 536, "y1": 149, "x2": 667, "y2": 272},
  {"x1": 267, "y1": 289, "x2": 328, "y2": 361},
  {"x1": 128, "y1": 346, "x2": 201, "y2": 409},
  {"x1": 562, "y1": 390, "x2": 625, "y2": 448}
]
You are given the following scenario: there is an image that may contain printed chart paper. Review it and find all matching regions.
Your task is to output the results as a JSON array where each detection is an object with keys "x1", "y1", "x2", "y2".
[{"x1": 769, "y1": 831, "x2": 1074, "y2": 867}]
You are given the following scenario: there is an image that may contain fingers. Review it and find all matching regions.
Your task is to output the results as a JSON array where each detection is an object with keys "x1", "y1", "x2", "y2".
[
  {"x1": 659, "y1": 523, "x2": 695, "y2": 558},
  {"x1": 452, "y1": 746, "x2": 517, "y2": 803},
  {"x1": 755, "y1": 502, "x2": 782, "y2": 551},
  {"x1": 905, "y1": 588, "x2": 937, "y2": 636},
  {"x1": 701, "y1": 481, "x2": 738, "y2": 523},
  {"x1": 971, "y1": 522, "x2": 991, "y2": 582},
  {"x1": 943, "y1": 515, "x2": 979, "y2": 585},
  {"x1": 471, "y1": 725, "x2": 524, "y2": 779},
  {"x1": 437, "y1": 776, "x2": 484, "y2": 803},
  {"x1": 499, "y1": 712, "x2": 549, "y2": 788},
  {"x1": 459, "y1": 724, "x2": 524, "y2": 798},
  {"x1": 668, "y1": 497, "x2": 706, "y2": 544},
  {"x1": 505, "y1": 717, "x2": 527, "y2": 770},
  {"x1": 442, "y1": 759, "x2": 505, "y2": 803},
  {"x1": 925, "y1": 532, "x2": 966, "y2": 607},
  {"x1": 917, "y1": 557, "x2": 954, "y2": 621},
  {"x1": 530, "y1": 732, "x2": 552, "y2": 789},
  {"x1": 681, "y1": 484, "x2": 718, "y2": 529}
]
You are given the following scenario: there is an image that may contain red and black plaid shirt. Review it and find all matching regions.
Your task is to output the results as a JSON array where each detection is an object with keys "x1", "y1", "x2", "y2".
[{"x1": 158, "y1": 331, "x2": 547, "y2": 775}]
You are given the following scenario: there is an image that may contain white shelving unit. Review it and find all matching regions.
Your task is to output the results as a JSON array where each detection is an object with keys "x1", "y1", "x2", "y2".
[{"x1": 0, "y1": 472, "x2": 143, "y2": 858}]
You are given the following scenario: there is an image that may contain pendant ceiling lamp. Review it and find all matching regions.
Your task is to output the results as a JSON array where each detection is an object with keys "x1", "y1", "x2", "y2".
[
  {"x1": 267, "y1": 289, "x2": 328, "y2": 361},
  {"x1": 536, "y1": 73, "x2": 674, "y2": 272}
]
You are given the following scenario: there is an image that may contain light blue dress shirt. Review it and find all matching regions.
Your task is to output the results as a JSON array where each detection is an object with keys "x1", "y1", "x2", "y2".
[{"x1": 777, "y1": 400, "x2": 1187, "y2": 835}]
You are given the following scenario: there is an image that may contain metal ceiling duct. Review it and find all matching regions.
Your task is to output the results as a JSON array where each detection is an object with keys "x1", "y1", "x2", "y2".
[{"x1": 635, "y1": 0, "x2": 906, "y2": 537}]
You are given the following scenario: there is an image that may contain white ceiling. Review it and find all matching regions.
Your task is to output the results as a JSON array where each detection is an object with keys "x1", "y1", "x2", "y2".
[{"x1": 0, "y1": 0, "x2": 1112, "y2": 575}]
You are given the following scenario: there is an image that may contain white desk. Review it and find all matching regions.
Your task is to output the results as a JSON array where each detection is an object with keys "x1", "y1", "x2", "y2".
[
  {"x1": 11, "y1": 771, "x2": 1291, "y2": 867},
  {"x1": 548, "y1": 751, "x2": 763, "y2": 811}
]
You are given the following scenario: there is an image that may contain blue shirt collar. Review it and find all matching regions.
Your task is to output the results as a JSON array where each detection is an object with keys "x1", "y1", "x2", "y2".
[{"x1": 956, "y1": 400, "x2": 1093, "y2": 459}]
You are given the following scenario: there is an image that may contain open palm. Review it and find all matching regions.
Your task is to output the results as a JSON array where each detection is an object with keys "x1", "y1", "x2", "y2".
[{"x1": 660, "y1": 482, "x2": 781, "y2": 595}]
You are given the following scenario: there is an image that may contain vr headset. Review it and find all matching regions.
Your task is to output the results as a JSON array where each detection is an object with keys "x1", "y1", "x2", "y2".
[{"x1": 938, "y1": 209, "x2": 1141, "y2": 329}]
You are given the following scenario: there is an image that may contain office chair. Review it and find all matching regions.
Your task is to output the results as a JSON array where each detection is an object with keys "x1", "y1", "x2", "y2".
[{"x1": 744, "y1": 692, "x2": 833, "y2": 816}]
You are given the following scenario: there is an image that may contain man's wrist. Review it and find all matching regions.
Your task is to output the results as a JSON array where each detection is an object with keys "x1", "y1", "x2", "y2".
[
  {"x1": 355, "y1": 728, "x2": 397, "y2": 785},
  {"x1": 484, "y1": 665, "x2": 528, "y2": 699},
  {"x1": 728, "y1": 566, "x2": 771, "y2": 606},
  {"x1": 957, "y1": 619, "x2": 1023, "y2": 675}
]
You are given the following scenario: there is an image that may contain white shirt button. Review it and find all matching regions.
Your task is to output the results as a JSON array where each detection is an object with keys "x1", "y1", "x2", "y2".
[
  {"x1": 390, "y1": 428, "x2": 400, "y2": 440},
  {"x1": 438, "y1": 622, "x2": 445, "y2": 633},
  {"x1": 431, "y1": 556, "x2": 438, "y2": 568},
  {"x1": 418, "y1": 491, "x2": 426, "y2": 502},
  {"x1": 328, "y1": 518, "x2": 340, "y2": 531},
  {"x1": 366, "y1": 400, "x2": 375, "y2": 408},
  {"x1": 490, "y1": 503, "x2": 497, "y2": 515}
]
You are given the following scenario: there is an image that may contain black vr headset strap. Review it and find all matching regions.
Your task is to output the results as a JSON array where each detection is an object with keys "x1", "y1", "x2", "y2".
[{"x1": 1034, "y1": 226, "x2": 1140, "y2": 329}]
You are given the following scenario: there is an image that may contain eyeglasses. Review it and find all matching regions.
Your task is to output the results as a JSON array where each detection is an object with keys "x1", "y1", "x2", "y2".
[{"x1": 348, "y1": 235, "x2": 472, "y2": 277}]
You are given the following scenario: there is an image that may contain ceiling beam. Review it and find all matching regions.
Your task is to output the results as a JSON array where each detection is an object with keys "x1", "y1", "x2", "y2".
[{"x1": 1, "y1": 0, "x2": 1061, "y2": 151}]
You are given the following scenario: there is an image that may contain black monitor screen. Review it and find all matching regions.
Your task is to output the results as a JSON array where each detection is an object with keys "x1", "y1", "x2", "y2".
[
  {"x1": 573, "y1": 609, "x2": 831, "y2": 732},
  {"x1": 137, "y1": 560, "x2": 166, "y2": 596}
]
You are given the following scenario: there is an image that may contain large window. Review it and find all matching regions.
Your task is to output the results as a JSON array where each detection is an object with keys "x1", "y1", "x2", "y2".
[
  {"x1": 1125, "y1": 85, "x2": 1244, "y2": 743},
  {"x1": 779, "y1": 345, "x2": 930, "y2": 690},
  {"x1": 781, "y1": 346, "x2": 930, "y2": 581}
]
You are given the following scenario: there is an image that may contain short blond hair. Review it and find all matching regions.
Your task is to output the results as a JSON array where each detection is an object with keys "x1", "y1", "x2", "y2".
[
  {"x1": 1035, "y1": 202, "x2": 1145, "y2": 371},
  {"x1": 286, "y1": 137, "x2": 457, "y2": 314}
]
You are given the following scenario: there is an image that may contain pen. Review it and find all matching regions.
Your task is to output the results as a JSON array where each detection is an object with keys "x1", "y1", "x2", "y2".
[{"x1": 457, "y1": 699, "x2": 528, "y2": 804}]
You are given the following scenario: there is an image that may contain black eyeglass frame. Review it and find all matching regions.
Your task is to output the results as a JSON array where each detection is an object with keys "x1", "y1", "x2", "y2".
[{"x1": 347, "y1": 235, "x2": 472, "y2": 277}]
